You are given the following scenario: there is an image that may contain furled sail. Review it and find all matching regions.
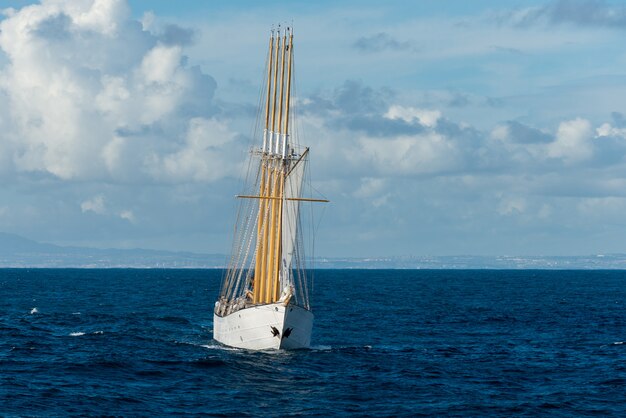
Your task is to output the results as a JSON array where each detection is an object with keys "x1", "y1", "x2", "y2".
[{"x1": 281, "y1": 154, "x2": 307, "y2": 287}]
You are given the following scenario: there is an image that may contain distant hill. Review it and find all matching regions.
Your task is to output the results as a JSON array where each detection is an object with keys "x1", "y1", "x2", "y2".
[
  {"x1": 0, "y1": 232, "x2": 226, "y2": 268},
  {"x1": 0, "y1": 232, "x2": 60, "y2": 254}
]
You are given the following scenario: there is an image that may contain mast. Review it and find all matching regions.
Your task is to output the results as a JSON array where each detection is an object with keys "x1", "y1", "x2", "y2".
[
  {"x1": 283, "y1": 29, "x2": 293, "y2": 154},
  {"x1": 262, "y1": 30, "x2": 273, "y2": 152},
  {"x1": 253, "y1": 30, "x2": 274, "y2": 304},
  {"x1": 268, "y1": 30, "x2": 288, "y2": 301},
  {"x1": 255, "y1": 26, "x2": 286, "y2": 304},
  {"x1": 247, "y1": 26, "x2": 314, "y2": 305}
]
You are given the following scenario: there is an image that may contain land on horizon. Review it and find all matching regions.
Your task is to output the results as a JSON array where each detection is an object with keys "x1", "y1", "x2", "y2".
[{"x1": 1, "y1": 232, "x2": 626, "y2": 269}]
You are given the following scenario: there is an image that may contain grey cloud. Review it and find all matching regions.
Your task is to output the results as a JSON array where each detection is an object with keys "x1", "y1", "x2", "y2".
[
  {"x1": 302, "y1": 80, "x2": 391, "y2": 117},
  {"x1": 334, "y1": 115, "x2": 425, "y2": 137},
  {"x1": 549, "y1": 0, "x2": 626, "y2": 27},
  {"x1": 436, "y1": 118, "x2": 479, "y2": 140},
  {"x1": 177, "y1": 65, "x2": 218, "y2": 117},
  {"x1": 115, "y1": 124, "x2": 163, "y2": 137},
  {"x1": 352, "y1": 32, "x2": 414, "y2": 53},
  {"x1": 448, "y1": 93, "x2": 470, "y2": 108},
  {"x1": 611, "y1": 112, "x2": 626, "y2": 128},
  {"x1": 32, "y1": 13, "x2": 72, "y2": 40},
  {"x1": 334, "y1": 80, "x2": 391, "y2": 115},
  {"x1": 159, "y1": 24, "x2": 195, "y2": 46},
  {"x1": 592, "y1": 135, "x2": 626, "y2": 166},
  {"x1": 505, "y1": 121, "x2": 552, "y2": 144},
  {"x1": 486, "y1": 97, "x2": 505, "y2": 107},
  {"x1": 501, "y1": 0, "x2": 626, "y2": 29},
  {"x1": 302, "y1": 80, "x2": 418, "y2": 136}
]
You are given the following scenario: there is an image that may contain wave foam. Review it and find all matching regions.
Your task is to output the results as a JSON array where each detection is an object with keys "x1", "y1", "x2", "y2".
[
  {"x1": 310, "y1": 345, "x2": 332, "y2": 351},
  {"x1": 200, "y1": 344, "x2": 241, "y2": 352},
  {"x1": 69, "y1": 332, "x2": 85, "y2": 337}
]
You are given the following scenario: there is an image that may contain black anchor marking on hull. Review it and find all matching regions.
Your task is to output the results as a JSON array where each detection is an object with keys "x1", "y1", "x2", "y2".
[
  {"x1": 282, "y1": 327, "x2": 293, "y2": 339},
  {"x1": 270, "y1": 326, "x2": 280, "y2": 337}
]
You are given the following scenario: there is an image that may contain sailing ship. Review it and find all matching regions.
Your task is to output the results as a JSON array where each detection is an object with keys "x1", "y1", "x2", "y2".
[{"x1": 213, "y1": 27, "x2": 327, "y2": 350}]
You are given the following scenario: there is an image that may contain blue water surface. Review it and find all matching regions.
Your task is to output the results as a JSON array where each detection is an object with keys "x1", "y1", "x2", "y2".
[{"x1": 2, "y1": 269, "x2": 626, "y2": 416}]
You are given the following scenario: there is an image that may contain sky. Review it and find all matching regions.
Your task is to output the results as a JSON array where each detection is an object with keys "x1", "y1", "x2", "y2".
[{"x1": 1, "y1": 0, "x2": 626, "y2": 257}]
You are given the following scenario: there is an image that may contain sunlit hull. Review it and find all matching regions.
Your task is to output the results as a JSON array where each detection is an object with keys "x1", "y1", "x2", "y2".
[{"x1": 213, "y1": 303, "x2": 313, "y2": 350}]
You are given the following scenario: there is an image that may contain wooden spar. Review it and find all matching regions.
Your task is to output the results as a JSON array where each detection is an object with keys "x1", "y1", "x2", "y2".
[
  {"x1": 273, "y1": 169, "x2": 284, "y2": 301},
  {"x1": 253, "y1": 164, "x2": 266, "y2": 303},
  {"x1": 260, "y1": 170, "x2": 270, "y2": 303},
  {"x1": 277, "y1": 31, "x2": 287, "y2": 140},
  {"x1": 265, "y1": 166, "x2": 279, "y2": 302},
  {"x1": 265, "y1": 31, "x2": 287, "y2": 302},
  {"x1": 270, "y1": 30, "x2": 281, "y2": 133},
  {"x1": 260, "y1": 30, "x2": 282, "y2": 303},
  {"x1": 254, "y1": 32, "x2": 274, "y2": 304},
  {"x1": 286, "y1": 148, "x2": 308, "y2": 177},
  {"x1": 283, "y1": 30, "x2": 293, "y2": 135},
  {"x1": 264, "y1": 31, "x2": 273, "y2": 132},
  {"x1": 237, "y1": 195, "x2": 329, "y2": 203}
]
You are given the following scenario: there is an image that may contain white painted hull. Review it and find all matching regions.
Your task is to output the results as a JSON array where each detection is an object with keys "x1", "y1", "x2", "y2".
[{"x1": 213, "y1": 303, "x2": 313, "y2": 350}]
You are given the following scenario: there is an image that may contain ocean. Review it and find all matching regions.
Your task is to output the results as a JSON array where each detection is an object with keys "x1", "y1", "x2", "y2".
[{"x1": 2, "y1": 269, "x2": 626, "y2": 416}]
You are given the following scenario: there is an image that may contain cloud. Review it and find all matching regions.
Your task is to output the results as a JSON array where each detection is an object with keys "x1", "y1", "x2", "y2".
[
  {"x1": 159, "y1": 24, "x2": 195, "y2": 46},
  {"x1": 357, "y1": 131, "x2": 461, "y2": 176},
  {"x1": 547, "y1": 118, "x2": 594, "y2": 164},
  {"x1": 157, "y1": 117, "x2": 243, "y2": 182},
  {"x1": 352, "y1": 32, "x2": 414, "y2": 53},
  {"x1": 497, "y1": 0, "x2": 626, "y2": 29},
  {"x1": 81, "y1": 195, "x2": 106, "y2": 214},
  {"x1": 498, "y1": 196, "x2": 527, "y2": 216},
  {"x1": 0, "y1": 0, "x2": 226, "y2": 183},
  {"x1": 3, "y1": 1, "x2": 626, "y2": 257},
  {"x1": 300, "y1": 78, "x2": 626, "y2": 200},
  {"x1": 385, "y1": 105, "x2": 441, "y2": 128},
  {"x1": 119, "y1": 209, "x2": 135, "y2": 222},
  {"x1": 550, "y1": 0, "x2": 626, "y2": 27},
  {"x1": 495, "y1": 121, "x2": 552, "y2": 144},
  {"x1": 301, "y1": 80, "x2": 389, "y2": 116},
  {"x1": 302, "y1": 80, "x2": 427, "y2": 136},
  {"x1": 353, "y1": 177, "x2": 386, "y2": 199}
]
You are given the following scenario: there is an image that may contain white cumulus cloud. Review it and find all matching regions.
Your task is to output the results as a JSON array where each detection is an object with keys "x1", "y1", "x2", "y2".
[
  {"x1": 0, "y1": 0, "x2": 230, "y2": 183},
  {"x1": 384, "y1": 105, "x2": 441, "y2": 128},
  {"x1": 547, "y1": 118, "x2": 593, "y2": 164}
]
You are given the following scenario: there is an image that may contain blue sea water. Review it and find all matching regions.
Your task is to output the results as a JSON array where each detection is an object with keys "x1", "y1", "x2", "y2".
[{"x1": 2, "y1": 269, "x2": 626, "y2": 416}]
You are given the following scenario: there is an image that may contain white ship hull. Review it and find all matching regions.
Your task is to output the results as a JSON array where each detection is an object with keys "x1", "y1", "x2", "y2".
[{"x1": 213, "y1": 303, "x2": 313, "y2": 350}]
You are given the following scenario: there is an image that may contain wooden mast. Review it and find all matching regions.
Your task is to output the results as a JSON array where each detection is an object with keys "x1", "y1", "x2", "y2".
[
  {"x1": 254, "y1": 27, "x2": 298, "y2": 304},
  {"x1": 274, "y1": 30, "x2": 293, "y2": 300},
  {"x1": 275, "y1": 28, "x2": 293, "y2": 300},
  {"x1": 265, "y1": 29, "x2": 285, "y2": 303},
  {"x1": 259, "y1": 29, "x2": 282, "y2": 303},
  {"x1": 254, "y1": 30, "x2": 274, "y2": 304},
  {"x1": 284, "y1": 30, "x2": 293, "y2": 136},
  {"x1": 269, "y1": 30, "x2": 287, "y2": 302}
]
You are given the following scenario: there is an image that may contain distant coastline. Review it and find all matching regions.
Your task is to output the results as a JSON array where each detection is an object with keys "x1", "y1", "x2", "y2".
[{"x1": 1, "y1": 232, "x2": 626, "y2": 269}]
